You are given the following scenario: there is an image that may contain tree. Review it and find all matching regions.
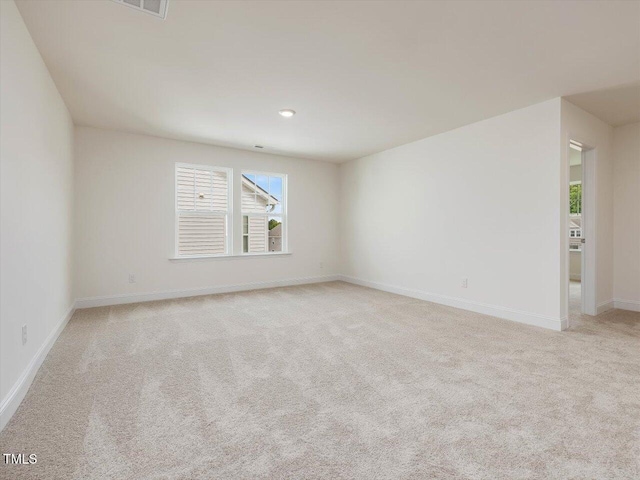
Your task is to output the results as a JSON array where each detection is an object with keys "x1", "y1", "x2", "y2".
[
  {"x1": 268, "y1": 219, "x2": 281, "y2": 230},
  {"x1": 569, "y1": 183, "x2": 582, "y2": 215}
]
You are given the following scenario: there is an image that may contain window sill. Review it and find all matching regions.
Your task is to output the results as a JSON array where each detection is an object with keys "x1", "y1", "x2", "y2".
[{"x1": 169, "y1": 252, "x2": 292, "y2": 261}]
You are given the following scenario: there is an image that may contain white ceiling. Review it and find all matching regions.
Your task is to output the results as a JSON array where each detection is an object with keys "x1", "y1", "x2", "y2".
[
  {"x1": 16, "y1": 0, "x2": 640, "y2": 162},
  {"x1": 565, "y1": 82, "x2": 640, "y2": 128}
]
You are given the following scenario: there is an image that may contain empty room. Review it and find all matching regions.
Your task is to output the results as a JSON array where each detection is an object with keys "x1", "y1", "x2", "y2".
[{"x1": 1, "y1": 1, "x2": 639, "y2": 478}]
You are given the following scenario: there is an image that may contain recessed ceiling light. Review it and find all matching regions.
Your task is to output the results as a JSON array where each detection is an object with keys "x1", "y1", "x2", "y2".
[{"x1": 279, "y1": 109, "x2": 296, "y2": 118}]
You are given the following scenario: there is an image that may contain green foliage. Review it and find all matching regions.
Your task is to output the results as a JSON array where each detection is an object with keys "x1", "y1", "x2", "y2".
[
  {"x1": 570, "y1": 183, "x2": 582, "y2": 215},
  {"x1": 268, "y1": 219, "x2": 281, "y2": 230}
]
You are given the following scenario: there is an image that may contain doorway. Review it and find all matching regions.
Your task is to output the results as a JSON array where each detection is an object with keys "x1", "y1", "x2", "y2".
[
  {"x1": 566, "y1": 138, "x2": 597, "y2": 324},
  {"x1": 568, "y1": 140, "x2": 584, "y2": 317}
]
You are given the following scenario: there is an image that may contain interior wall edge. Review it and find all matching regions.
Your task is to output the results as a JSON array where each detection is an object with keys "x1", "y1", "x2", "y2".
[
  {"x1": 339, "y1": 275, "x2": 566, "y2": 332},
  {"x1": 596, "y1": 300, "x2": 615, "y2": 315},
  {"x1": 0, "y1": 302, "x2": 76, "y2": 432}
]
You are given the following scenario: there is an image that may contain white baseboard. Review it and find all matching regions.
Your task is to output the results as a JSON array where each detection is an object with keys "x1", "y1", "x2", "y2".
[
  {"x1": 0, "y1": 303, "x2": 76, "y2": 432},
  {"x1": 559, "y1": 316, "x2": 569, "y2": 330},
  {"x1": 596, "y1": 300, "x2": 615, "y2": 315},
  {"x1": 338, "y1": 275, "x2": 565, "y2": 331},
  {"x1": 614, "y1": 299, "x2": 640, "y2": 312},
  {"x1": 75, "y1": 274, "x2": 341, "y2": 309}
]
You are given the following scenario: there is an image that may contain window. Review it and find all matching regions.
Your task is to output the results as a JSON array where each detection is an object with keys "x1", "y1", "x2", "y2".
[
  {"x1": 173, "y1": 166, "x2": 287, "y2": 258},
  {"x1": 241, "y1": 172, "x2": 286, "y2": 254},
  {"x1": 569, "y1": 183, "x2": 582, "y2": 215},
  {"x1": 175, "y1": 164, "x2": 231, "y2": 257}
]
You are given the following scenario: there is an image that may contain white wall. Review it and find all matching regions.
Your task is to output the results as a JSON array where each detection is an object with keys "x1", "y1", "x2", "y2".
[
  {"x1": 0, "y1": 0, "x2": 75, "y2": 428},
  {"x1": 570, "y1": 164, "x2": 582, "y2": 182},
  {"x1": 613, "y1": 122, "x2": 640, "y2": 310},
  {"x1": 570, "y1": 252, "x2": 582, "y2": 281},
  {"x1": 339, "y1": 99, "x2": 564, "y2": 330},
  {"x1": 74, "y1": 127, "x2": 339, "y2": 303},
  {"x1": 560, "y1": 100, "x2": 614, "y2": 315}
]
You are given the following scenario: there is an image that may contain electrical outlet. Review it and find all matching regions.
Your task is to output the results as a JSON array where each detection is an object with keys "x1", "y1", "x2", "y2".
[
  {"x1": 22, "y1": 325, "x2": 27, "y2": 345},
  {"x1": 461, "y1": 278, "x2": 468, "y2": 288},
  {"x1": 319, "y1": 261, "x2": 325, "y2": 269},
  {"x1": 129, "y1": 274, "x2": 136, "y2": 284}
]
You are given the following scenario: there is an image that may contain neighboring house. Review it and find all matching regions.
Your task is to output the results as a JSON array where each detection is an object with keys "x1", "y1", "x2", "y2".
[
  {"x1": 269, "y1": 224, "x2": 282, "y2": 252},
  {"x1": 242, "y1": 175, "x2": 282, "y2": 253},
  {"x1": 569, "y1": 215, "x2": 582, "y2": 280},
  {"x1": 569, "y1": 215, "x2": 582, "y2": 279},
  {"x1": 569, "y1": 215, "x2": 582, "y2": 251}
]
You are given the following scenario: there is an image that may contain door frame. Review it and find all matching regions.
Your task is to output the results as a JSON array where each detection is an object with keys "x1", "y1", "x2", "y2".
[{"x1": 564, "y1": 136, "x2": 597, "y2": 325}]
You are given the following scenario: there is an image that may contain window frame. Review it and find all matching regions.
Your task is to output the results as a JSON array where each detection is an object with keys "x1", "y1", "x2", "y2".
[
  {"x1": 174, "y1": 162, "x2": 233, "y2": 258},
  {"x1": 240, "y1": 170, "x2": 288, "y2": 255}
]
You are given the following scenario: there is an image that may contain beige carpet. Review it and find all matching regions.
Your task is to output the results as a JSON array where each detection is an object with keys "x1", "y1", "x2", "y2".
[{"x1": 1, "y1": 281, "x2": 639, "y2": 479}]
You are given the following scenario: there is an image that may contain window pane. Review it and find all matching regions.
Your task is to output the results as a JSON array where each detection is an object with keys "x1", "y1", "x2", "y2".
[
  {"x1": 269, "y1": 176, "x2": 282, "y2": 198},
  {"x1": 212, "y1": 170, "x2": 228, "y2": 210},
  {"x1": 177, "y1": 166, "x2": 229, "y2": 214},
  {"x1": 569, "y1": 183, "x2": 582, "y2": 215},
  {"x1": 256, "y1": 175, "x2": 269, "y2": 193},
  {"x1": 243, "y1": 173, "x2": 255, "y2": 184},
  {"x1": 247, "y1": 215, "x2": 267, "y2": 253},
  {"x1": 268, "y1": 217, "x2": 282, "y2": 231},
  {"x1": 176, "y1": 167, "x2": 196, "y2": 210},
  {"x1": 241, "y1": 172, "x2": 286, "y2": 254},
  {"x1": 268, "y1": 216, "x2": 283, "y2": 252},
  {"x1": 243, "y1": 235, "x2": 248, "y2": 253},
  {"x1": 194, "y1": 169, "x2": 213, "y2": 211},
  {"x1": 176, "y1": 164, "x2": 231, "y2": 257},
  {"x1": 242, "y1": 177, "x2": 264, "y2": 213},
  {"x1": 178, "y1": 214, "x2": 226, "y2": 256}
]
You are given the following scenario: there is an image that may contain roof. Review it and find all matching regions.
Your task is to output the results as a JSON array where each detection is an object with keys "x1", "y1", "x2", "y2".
[{"x1": 242, "y1": 175, "x2": 280, "y2": 205}]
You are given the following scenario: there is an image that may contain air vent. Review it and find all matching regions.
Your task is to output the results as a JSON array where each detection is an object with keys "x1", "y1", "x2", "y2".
[{"x1": 111, "y1": 0, "x2": 169, "y2": 19}]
